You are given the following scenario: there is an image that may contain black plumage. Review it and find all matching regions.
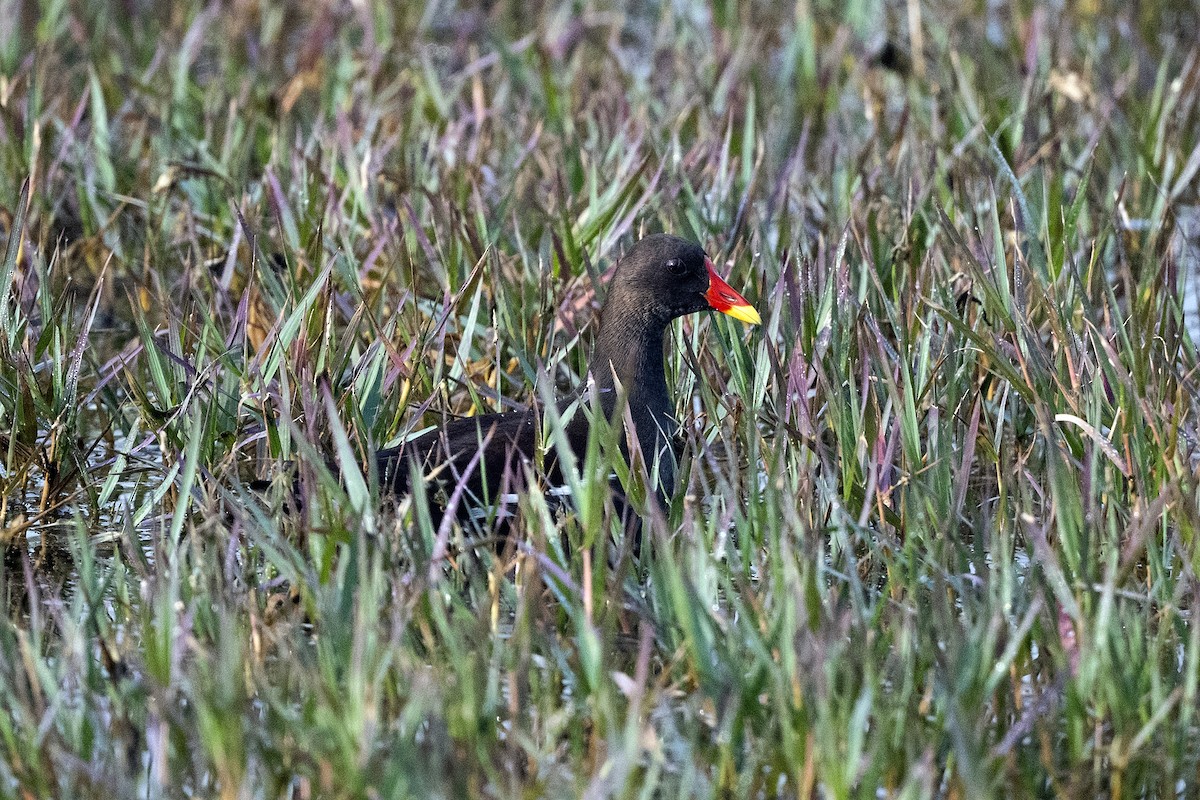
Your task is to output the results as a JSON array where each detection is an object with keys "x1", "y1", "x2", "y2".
[{"x1": 377, "y1": 234, "x2": 759, "y2": 528}]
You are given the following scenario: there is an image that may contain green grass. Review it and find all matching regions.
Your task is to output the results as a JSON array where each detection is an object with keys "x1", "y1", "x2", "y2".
[{"x1": 2, "y1": 0, "x2": 1200, "y2": 796}]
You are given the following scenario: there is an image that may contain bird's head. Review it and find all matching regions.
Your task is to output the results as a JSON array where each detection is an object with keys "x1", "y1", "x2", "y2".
[{"x1": 610, "y1": 234, "x2": 761, "y2": 326}]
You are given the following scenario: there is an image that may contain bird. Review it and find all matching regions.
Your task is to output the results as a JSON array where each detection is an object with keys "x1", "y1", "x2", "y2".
[{"x1": 377, "y1": 233, "x2": 761, "y2": 531}]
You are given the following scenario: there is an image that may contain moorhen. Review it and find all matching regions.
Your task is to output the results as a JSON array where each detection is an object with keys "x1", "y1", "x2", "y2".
[{"x1": 378, "y1": 234, "x2": 760, "y2": 527}]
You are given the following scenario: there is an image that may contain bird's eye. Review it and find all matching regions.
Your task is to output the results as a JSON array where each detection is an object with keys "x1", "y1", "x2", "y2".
[{"x1": 665, "y1": 258, "x2": 685, "y2": 275}]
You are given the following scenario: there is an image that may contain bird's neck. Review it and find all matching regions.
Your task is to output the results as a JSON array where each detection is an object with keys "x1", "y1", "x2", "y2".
[
  {"x1": 585, "y1": 291, "x2": 680, "y2": 503},
  {"x1": 589, "y1": 307, "x2": 671, "y2": 418}
]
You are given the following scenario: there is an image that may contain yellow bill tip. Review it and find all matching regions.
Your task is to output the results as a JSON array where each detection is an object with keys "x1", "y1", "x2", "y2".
[{"x1": 720, "y1": 302, "x2": 762, "y2": 326}]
